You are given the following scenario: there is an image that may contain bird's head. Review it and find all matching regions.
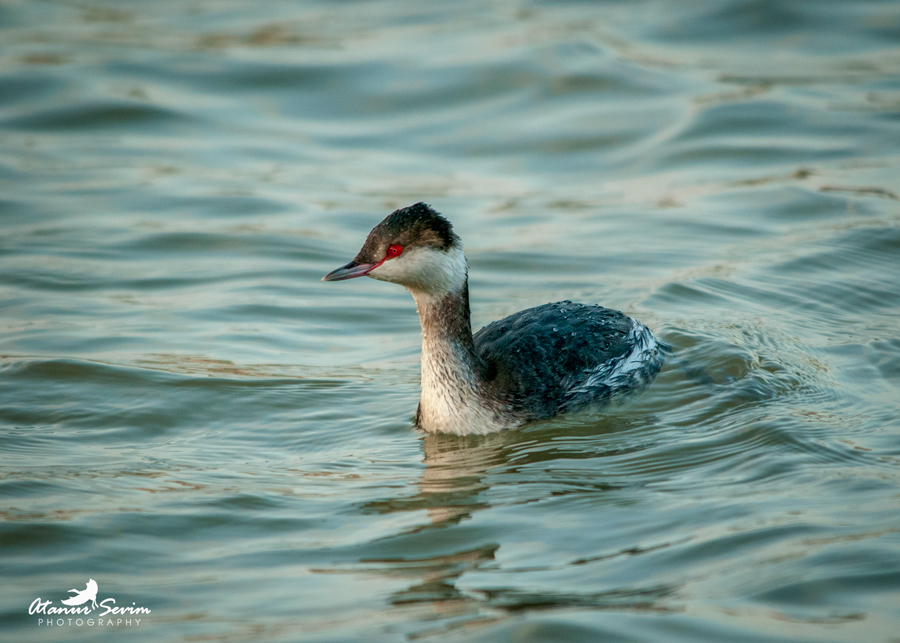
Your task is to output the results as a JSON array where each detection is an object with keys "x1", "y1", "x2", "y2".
[{"x1": 323, "y1": 203, "x2": 466, "y2": 296}]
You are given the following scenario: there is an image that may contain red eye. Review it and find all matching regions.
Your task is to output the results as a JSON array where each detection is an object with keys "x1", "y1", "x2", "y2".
[{"x1": 386, "y1": 244, "x2": 403, "y2": 259}]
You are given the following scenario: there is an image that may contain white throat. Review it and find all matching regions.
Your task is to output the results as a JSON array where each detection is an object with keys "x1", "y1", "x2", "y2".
[{"x1": 409, "y1": 285, "x2": 506, "y2": 436}]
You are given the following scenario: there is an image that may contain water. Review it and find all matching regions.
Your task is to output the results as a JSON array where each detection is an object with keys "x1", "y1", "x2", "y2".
[{"x1": 2, "y1": 1, "x2": 899, "y2": 641}]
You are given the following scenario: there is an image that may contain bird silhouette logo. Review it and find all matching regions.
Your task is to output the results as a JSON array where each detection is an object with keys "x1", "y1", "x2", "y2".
[{"x1": 60, "y1": 579, "x2": 98, "y2": 609}]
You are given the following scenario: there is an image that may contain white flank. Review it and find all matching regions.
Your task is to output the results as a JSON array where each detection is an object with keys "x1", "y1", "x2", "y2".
[{"x1": 570, "y1": 317, "x2": 661, "y2": 398}]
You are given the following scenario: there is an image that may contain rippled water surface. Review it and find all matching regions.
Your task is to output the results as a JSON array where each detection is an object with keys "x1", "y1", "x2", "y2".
[{"x1": 2, "y1": 1, "x2": 900, "y2": 641}]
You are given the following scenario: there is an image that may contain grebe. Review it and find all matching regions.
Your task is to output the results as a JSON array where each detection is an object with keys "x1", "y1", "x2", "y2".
[{"x1": 323, "y1": 203, "x2": 663, "y2": 435}]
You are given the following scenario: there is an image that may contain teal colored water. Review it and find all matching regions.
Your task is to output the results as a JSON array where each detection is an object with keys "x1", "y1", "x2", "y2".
[{"x1": 2, "y1": 1, "x2": 900, "y2": 641}]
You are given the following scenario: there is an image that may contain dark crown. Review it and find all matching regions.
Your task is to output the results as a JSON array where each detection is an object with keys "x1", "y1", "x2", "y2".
[{"x1": 354, "y1": 203, "x2": 459, "y2": 263}]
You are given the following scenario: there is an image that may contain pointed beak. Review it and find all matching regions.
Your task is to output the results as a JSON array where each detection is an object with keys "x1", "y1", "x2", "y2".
[{"x1": 322, "y1": 260, "x2": 377, "y2": 282}]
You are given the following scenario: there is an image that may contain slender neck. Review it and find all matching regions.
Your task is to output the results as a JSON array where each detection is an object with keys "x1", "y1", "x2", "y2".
[
  {"x1": 413, "y1": 282, "x2": 476, "y2": 356},
  {"x1": 411, "y1": 282, "x2": 496, "y2": 433}
]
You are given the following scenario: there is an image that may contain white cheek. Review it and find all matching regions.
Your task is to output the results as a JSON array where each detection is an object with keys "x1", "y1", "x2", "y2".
[{"x1": 369, "y1": 246, "x2": 466, "y2": 295}]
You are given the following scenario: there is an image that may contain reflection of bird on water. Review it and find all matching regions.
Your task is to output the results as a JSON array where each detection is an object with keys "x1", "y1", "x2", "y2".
[{"x1": 324, "y1": 203, "x2": 663, "y2": 434}]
